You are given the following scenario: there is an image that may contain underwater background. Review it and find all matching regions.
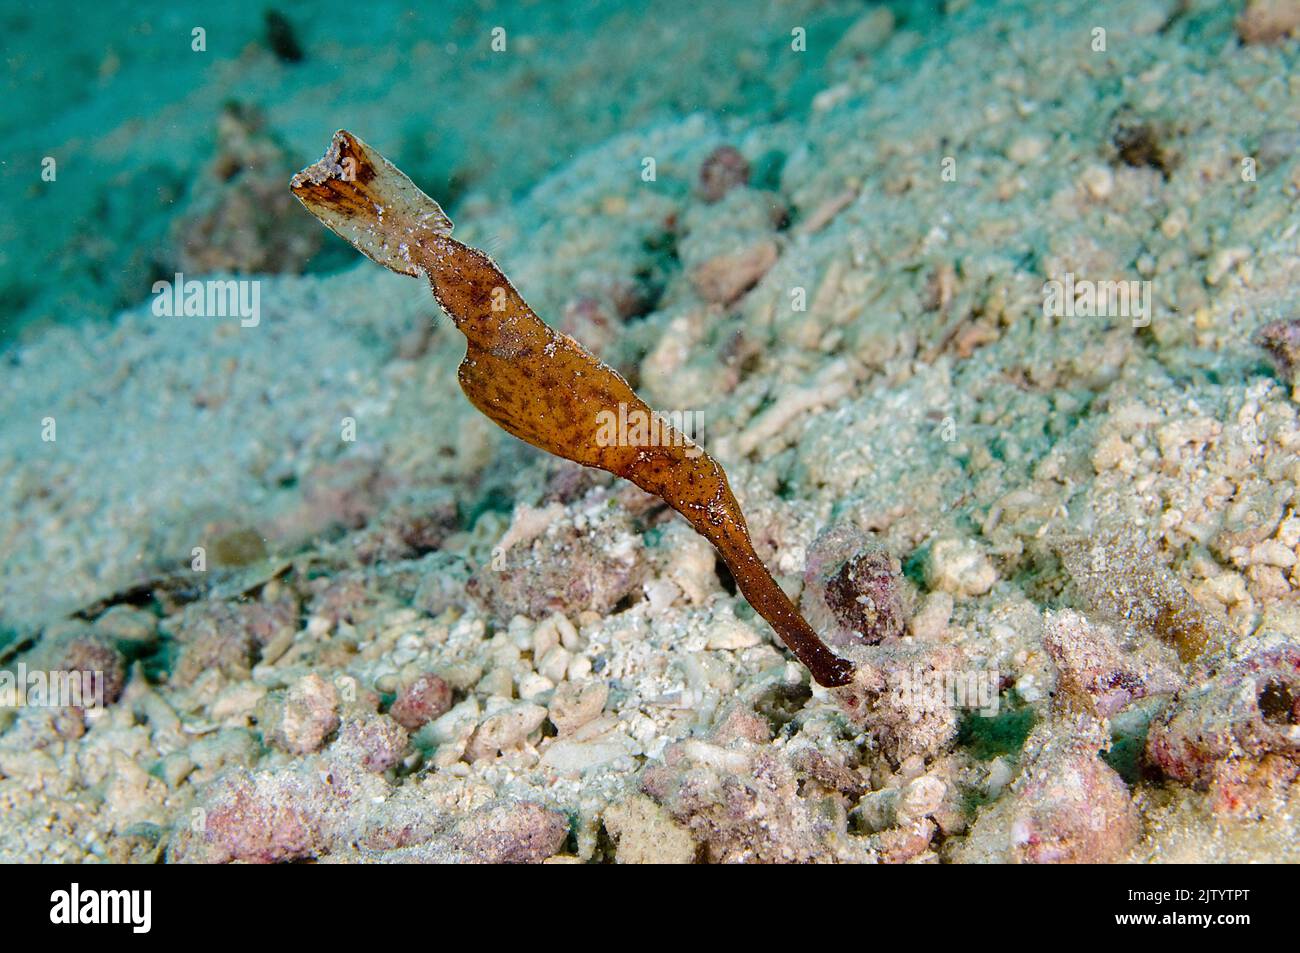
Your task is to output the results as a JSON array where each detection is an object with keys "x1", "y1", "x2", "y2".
[{"x1": 1, "y1": 0, "x2": 1299, "y2": 863}]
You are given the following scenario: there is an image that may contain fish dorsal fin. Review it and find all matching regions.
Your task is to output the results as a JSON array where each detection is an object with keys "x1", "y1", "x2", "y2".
[{"x1": 290, "y1": 129, "x2": 453, "y2": 277}]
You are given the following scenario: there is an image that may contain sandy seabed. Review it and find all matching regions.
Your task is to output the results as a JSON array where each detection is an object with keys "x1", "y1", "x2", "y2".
[{"x1": 1, "y1": 0, "x2": 1298, "y2": 863}]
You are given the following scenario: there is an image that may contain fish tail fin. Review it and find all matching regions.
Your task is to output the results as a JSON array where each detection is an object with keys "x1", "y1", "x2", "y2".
[{"x1": 290, "y1": 129, "x2": 453, "y2": 277}]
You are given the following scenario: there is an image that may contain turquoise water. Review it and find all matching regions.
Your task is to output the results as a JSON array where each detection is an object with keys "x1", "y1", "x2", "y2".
[{"x1": 3, "y1": 0, "x2": 889, "y2": 339}]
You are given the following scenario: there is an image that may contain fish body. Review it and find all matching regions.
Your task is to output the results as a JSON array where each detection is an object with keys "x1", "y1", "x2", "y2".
[{"x1": 291, "y1": 130, "x2": 852, "y2": 686}]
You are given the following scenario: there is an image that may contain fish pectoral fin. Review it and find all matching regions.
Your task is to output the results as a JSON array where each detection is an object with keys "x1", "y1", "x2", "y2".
[{"x1": 457, "y1": 347, "x2": 547, "y2": 446}]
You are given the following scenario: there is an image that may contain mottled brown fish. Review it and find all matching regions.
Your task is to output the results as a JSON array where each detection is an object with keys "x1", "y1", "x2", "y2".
[{"x1": 290, "y1": 130, "x2": 853, "y2": 686}]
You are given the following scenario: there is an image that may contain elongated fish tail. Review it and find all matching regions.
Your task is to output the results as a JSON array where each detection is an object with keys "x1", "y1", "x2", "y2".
[{"x1": 289, "y1": 129, "x2": 453, "y2": 278}]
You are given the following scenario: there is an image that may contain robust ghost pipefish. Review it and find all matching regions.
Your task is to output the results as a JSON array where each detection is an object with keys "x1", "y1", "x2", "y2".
[{"x1": 290, "y1": 130, "x2": 854, "y2": 687}]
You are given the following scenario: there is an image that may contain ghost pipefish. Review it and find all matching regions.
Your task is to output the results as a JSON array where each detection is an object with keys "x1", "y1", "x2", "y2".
[{"x1": 289, "y1": 130, "x2": 854, "y2": 687}]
